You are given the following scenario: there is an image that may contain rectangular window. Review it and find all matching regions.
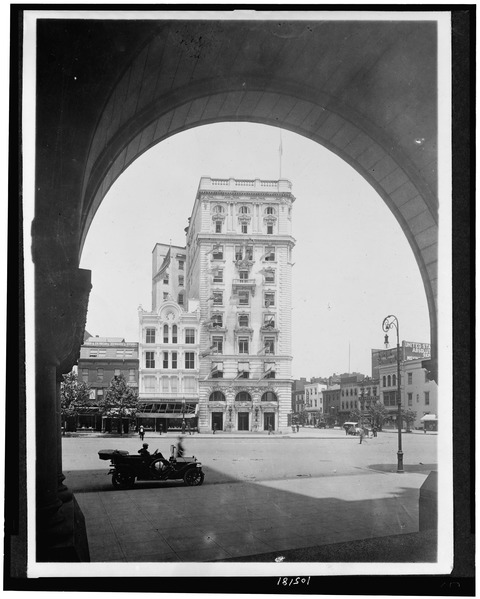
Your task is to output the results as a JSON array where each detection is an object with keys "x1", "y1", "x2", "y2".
[
  {"x1": 238, "y1": 290, "x2": 250, "y2": 306},
  {"x1": 163, "y1": 292, "x2": 169, "y2": 300},
  {"x1": 144, "y1": 376, "x2": 155, "y2": 392},
  {"x1": 178, "y1": 260, "x2": 184, "y2": 270},
  {"x1": 82, "y1": 369, "x2": 89, "y2": 383},
  {"x1": 264, "y1": 292, "x2": 275, "y2": 308},
  {"x1": 172, "y1": 351, "x2": 178, "y2": 369},
  {"x1": 178, "y1": 293, "x2": 184, "y2": 305},
  {"x1": 264, "y1": 363, "x2": 276, "y2": 379},
  {"x1": 235, "y1": 245, "x2": 253, "y2": 260},
  {"x1": 407, "y1": 372, "x2": 413, "y2": 385},
  {"x1": 264, "y1": 270, "x2": 275, "y2": 284},
  {"x1": 212, "y1": 246, "x2": 223, "y2": 260},
  {"x1": 163, "y1": 327, "x2": 169, "y2": 343},
  {"x1": 146, "y1": 328, "x2": 156, "y2": 343},
  {"x1": 264, "y1": 247, "x2": 275, "y2": 261},
  {"x1": 239, "y1": 270, "x2": 249, "y2": 281},
  {"x1": 213, "y1": 269, "x2": 223, "y2": 283},
  {"x1": 184, "y1": 377, "x2": 196, "y2": 392},
  {"x1": 163, "y1": 352, "x2": 169, "y2": 369},
  {"x1": 185, "y1": 328, "x2": 195, "y2": 344},
  {"x1": 172, "y1": 327, "x2": 177, "y2": 343},
  {"x1": 239, "y1": 338, "x2": 249, "y2": 354},
  {"x1": 264, "y1": 337, "x2": 275, "y2": 354},
  {"x1": 162, "y1": 378, "x2": 169, "y2": 392},
  {"x1": 215, "y1": 221, "x2": 222, "y2": 233},
  {"x1": 408, "y1": 392, "x2": 413, "y2": 406},
  {"x1": 267, "y1": 224, "x2": 273, "y2": 235},
  {"x1": 129, "y1": 369, "x2": 135, "y2": 382},
  {"x1": 170, "y1": 377, "x2": 178, "y2": 392},
  {"x1": 238, "y1": 314, "x2": 249, "y2": 327},
  {"x1": 96, "y1": 368, "x2": 103, "y2": 382},
  {"x1": 264, "y1": 314, "x2": 275, "y2": 328},
  {"x1": 213, "y1": 291, "x2": 223, "y2": 306},
  {"x1": 178, "y1": 275, "x2": 184, "y2": 287},
  {"x1": 185, "y1": 352, "x2": 195, "y2": 369},
  {"x1": 212, "y1": 337, "x2": 223, "y2": 354},
  {"x1": 163, "y1": 275, "x2": 169, "y2": 284},
  {"x1": 241, "y1": 223, "x2": 248, "y2": 234},
  {"x1": 212, "y1": 314, "x2": 223, "y2": 328},
  {"x1": 424, "y1": 391, "x2": 430, "y2": 405}
]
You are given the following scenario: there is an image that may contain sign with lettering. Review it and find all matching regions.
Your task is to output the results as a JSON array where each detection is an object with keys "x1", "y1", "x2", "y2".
[{"x1": 403, "y1": 341, "x2": 431, "y2": 360}]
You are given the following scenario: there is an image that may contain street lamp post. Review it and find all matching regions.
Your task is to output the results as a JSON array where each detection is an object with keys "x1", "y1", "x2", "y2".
[
  {"x1": 181, "y1": 399, "x2": 186, "y2": 427},
  {"x1": 382, "y1": 314, "x2": 404, "y2": 473}
]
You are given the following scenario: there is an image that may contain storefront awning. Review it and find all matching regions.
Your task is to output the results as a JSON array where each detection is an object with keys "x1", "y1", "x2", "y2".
[
  {"x1": 136, "y1": 402, "x2": 197, "y2": 415},
  {"x1": 420, "y1": 414, "x2": 437, "y2": 421}
]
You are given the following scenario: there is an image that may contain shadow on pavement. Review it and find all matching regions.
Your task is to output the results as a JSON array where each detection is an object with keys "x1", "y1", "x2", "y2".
[{"x1": 368, "y1": 463, "x2": 437, "y2": 474}]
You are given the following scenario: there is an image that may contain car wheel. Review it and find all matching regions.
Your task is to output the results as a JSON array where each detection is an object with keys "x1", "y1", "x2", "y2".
[
  {"x1": 184, "y1": 468, "x2": 204, "y2": 486},
  {"x1": 112, "y1": 471, "x2": 135, "y2": 489}
]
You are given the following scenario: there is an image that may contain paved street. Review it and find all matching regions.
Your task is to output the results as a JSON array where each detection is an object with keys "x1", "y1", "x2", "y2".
[{"x1": 63, "y1": 428, "x2": 437, "y2": 562}]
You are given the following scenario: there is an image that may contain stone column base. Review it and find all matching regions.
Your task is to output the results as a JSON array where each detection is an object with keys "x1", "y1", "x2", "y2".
[{"x1": 36, "y1": 496, "x2": 90, "y2": 562}]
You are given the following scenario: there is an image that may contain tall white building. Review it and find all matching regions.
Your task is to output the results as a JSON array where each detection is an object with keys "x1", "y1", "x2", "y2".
[
  {"x1": 138, "y1": 176, "x2": 295, "y2": 433},
  {"x1": 186, "y1": 177, "x2": 295, "y2": 433}
]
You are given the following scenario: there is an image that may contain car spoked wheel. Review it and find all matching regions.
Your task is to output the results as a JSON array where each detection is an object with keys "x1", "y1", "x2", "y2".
[
  {"x1": 112, "y1": 471, "x2": 135, "y2": 489},
  {"x1": 184, "y1": 468, "x2": 204, "y2": 486}
]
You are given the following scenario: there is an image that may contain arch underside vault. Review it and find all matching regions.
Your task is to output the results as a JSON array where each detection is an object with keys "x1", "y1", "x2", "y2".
[{"x1": 76, "y1": 20, "x2": 438, "y2": 349}]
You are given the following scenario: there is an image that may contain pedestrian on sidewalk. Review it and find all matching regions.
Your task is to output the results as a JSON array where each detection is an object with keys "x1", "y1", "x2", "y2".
[
  {"x1": 181, "y1": 420, "x2": 186, "y2": 435},
  {"x1": 176, "y1": 436, "x2": 185, "y2": 458},
  {"x1": 213, "y1": 422, "x2": 217, "y2": 434},
  {"x1": 159, "y1": 423, "x2": 163, "y2": 435},
  {"x1": 268, "y1": 423, "x2": 273, "y2": 435},
  {"x1": 296, "y1": 424, "x2": 300, "y2": 433},
  {"x1": 359, "y1": 428, "x2": 365, "y2": 444},
  {"x1": 372, "y1": 426, "x2": 377, "y2": 437},
  {"x1": 139, "y1": 425, "x2": 145, "y2": 441},
  {"x1": 187, "y1": 421, "x2": 192, "y2": 435}
]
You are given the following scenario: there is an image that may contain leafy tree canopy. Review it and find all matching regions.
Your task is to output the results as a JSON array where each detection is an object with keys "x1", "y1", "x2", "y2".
[
  {"x1": 99, "y1": 374, "x2": 138, "y2": 418},
  {"x1": 367, "y1": 402, "x2": 389, "y2": 428},
  {"x1": 60, "y1": 371, "x2": 91, "y2": 417}
]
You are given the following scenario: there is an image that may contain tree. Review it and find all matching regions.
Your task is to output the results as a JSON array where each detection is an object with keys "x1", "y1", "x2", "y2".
[
  {"x1": 367, "y1": 402, "x2": 389, "y2": 431},
  {"x1": 60, "y1": 371, "x2": 91, "y2": 431},
  {"x1": 401, "y1": 408, "x2": 417, "y2": 432},
  {"x1": 99, "y1": 374, "x2": 138, "y2": 434},
  {"x1": 348, "y1": 407, "x2": 363, "y2": 424}
]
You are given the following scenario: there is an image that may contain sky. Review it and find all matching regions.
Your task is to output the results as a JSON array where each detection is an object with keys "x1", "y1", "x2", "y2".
[{"x1": 80, "y1": 122, "x2": 431, "y2": 380}]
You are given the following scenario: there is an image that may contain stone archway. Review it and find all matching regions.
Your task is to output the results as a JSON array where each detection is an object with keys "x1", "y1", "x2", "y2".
[{"x1": 30, "y1": 16, "x2": 439, "y2": 561}]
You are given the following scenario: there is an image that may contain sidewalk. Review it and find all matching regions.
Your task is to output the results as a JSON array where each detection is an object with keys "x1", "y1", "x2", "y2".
[
  {"x1": 75, "y1": 466, "x2": 432, "y2": 563},
  {"x1": 67, "y1": 426, "x2": 437, "y2": 441}
]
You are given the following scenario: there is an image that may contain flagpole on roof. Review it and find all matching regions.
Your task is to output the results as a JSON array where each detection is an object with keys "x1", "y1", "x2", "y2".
[{"x1": 278, "y1": 129, "x2": 283, "y2": 180}]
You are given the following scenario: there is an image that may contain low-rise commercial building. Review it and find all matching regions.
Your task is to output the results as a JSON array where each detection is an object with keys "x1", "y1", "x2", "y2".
[
  {"x1": 376, "y1": 341, "x2": 437, "y2": 430},
  {"x1": 77, "y1": 336, "x2": 139, "y2": 432}
]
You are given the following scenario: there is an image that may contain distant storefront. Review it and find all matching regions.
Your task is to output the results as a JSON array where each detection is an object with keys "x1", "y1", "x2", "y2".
[{"x1": 420, "y1": 413, "x2": 438, "y2": 432}]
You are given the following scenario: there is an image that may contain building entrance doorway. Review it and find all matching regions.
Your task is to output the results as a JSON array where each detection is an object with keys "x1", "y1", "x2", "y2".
[
  {"x1": 238, "y1": 412, "x2": 249, "y2": 431},
  {"x1": 264, "y1": 413, "x2": 275, "y2": 431},
  {"x1": 212, "y1": 412, "x2": 223, "y2": 432}
]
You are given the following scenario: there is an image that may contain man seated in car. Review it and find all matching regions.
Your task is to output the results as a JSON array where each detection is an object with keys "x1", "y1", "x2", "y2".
[{"x1": 138, "y1": 443, "x2": 150, "y2": 458}]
